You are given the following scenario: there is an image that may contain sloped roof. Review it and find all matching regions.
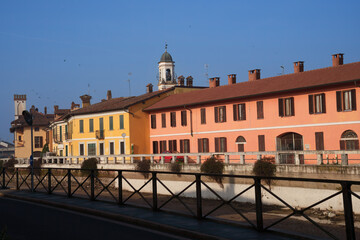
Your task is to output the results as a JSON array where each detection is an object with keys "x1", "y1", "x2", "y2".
[
  {"x1": 145, "y1": 62, "x2": 360, "y2": 111},
  {"x1": 67, "y1": 88, "x2": 175, "y2": 117}
]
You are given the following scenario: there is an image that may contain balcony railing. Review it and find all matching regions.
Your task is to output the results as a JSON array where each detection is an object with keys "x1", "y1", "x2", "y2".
[{"x1": 96, "y1": 130, "x2": 105, "y2": 140}]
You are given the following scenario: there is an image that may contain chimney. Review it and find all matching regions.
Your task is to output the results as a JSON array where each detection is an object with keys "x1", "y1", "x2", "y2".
[
  {"x1": 294, "y1": 61, "x2": 304, "y2": 73},
  {"x1": 332, "y1": 53, "x2": 344, "y2": 67},
  {"x1": 248, "y1": 69, "x2": 261, "y2": 81},
  {"x1": 44, "y1": 107, "x2": 47, "y2": 114},
  {"x1": 209, "y1": 77, "x2": 220, "y2": 88},
  {"x1": 177, "y1": 75, "x2": 185, "y2": 86},
  {"x1": 54, "y1": 105, "x2": 59, "y2": 113},
  {"x1": 71, "y1": 102, "x2": 80, "y2": 111},
  {"x1": 228, "y1": 74, "x2": 236, "y2": 85},
  {"x1": 146, "y1": 83, "x2": 153, "y2": 93},
  {"x1": 107, "y1": 90, "x2": 112, "y2": 100},
  {"x1": 80, "y1": 94, "x2": 92, "y2": 108},
  {"x1": 186, "y1": 76, "x2": 193, "y2": 87}
]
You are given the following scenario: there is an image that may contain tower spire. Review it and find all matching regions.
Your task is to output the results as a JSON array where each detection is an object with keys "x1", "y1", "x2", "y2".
[{"x1": 165, "y1": 42, "x2": 167, "y2": 52}]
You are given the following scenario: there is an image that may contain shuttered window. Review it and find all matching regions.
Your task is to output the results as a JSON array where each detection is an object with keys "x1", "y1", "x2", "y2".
[
  {"x1": 180, "y1": 139, "x2": 190, "y2": 153},
  {"x1": 258, "y1": 135, "x2": 265, "y2": 151},
  {"x1": 278, "y1": 97, "x2": 295, "y2": 117},
  {"x1": 201, "y1": 108, "x2": 206, "y2": 124},
  {"x1": 198, "y1": 138, "x2": 209, "y2": 153},
  {"x1": 151, "y1": 115, "x2": 156, "y2": 129},
  {"x1": 161, "y1": 113, "x2": 166, "y2": 128},
  {"x1": 214, "y1": 137, "x2": 227, "y2": 152},
  {"x1": 152, "y1": 141, "x2": 159, "y2": 154},
  {"x1": 309, "y1": 94, "x2": 326, "y2": 114},
  {"x1": 337, "y1": 89, "x2": 357, "y2": 112},
  {"x1": 257, "y1": 101, "x2": 264, "y2": 119},
  {"x1": 168, "y1": 140, "x2": 177, "y2": 152},
  {"x1": 215, "y1": 106, "x2": 226, "y2": 123},
  {"x1": 233, "y1": 103, "x2": 246, "y2": 121},
  {"x1": 160, "y1": 140, "x2": 167, "y2": 153},
  {"x1": 315, "y1": 132, "x2": 324, "y2": 150},
  {"x1": 181, "y1": 110, "x2": 187, "y2": 126},
  {"x1": 170, "y1": 112, "x2": 176, "y2": 127}
]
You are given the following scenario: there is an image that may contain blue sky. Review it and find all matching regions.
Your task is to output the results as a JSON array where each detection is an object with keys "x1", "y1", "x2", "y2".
[{"x1": 1, "y1": 1, "x2": 360, "y2": 142}]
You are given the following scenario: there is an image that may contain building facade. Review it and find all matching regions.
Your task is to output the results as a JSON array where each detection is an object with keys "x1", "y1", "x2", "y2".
[{"x1": 145, "y1": 54, "x2": 360, "y2": 164}]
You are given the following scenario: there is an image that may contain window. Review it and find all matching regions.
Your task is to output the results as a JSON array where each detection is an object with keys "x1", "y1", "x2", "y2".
[
  {"x1": 99, "y1": 118, "x2": 104, "y2": 130},
  {"x1": 109, "y1": 142, "x2": 114, "y2": 155},
  {"x1": 257, "y1": 101, "x2": 264, "y2": 119},
  {"x1": 215, "y1": 137, "x2": 227, "y2": 152},
  {"x1": 315, "y1": 132, "x2": 324, "y2": 150},
  {"x1": 168, "y1": 140, "x2": 177, "y2": 152},
  {"x1": 120, "y1": 141, "x2": 125, "y2": 154},
  {"x1": 233, "y1": 103, "x2": 246, "y2": 121},
  {"x1": 151, "y1": 115, "x2": 156, "y2": 129},
  {"x1": 340, "y1": 130, "x2": 359, "y2": 150},
  {"x1": 236, "y1": 136, "x2": 246, "y2": 152},
  {"x1": 337, "y1": 89, "x2": 357, "y2": 112},
  {"x1": 278, "y1": 97, "x2": 294, "y2": 117},
  {"x1": 34, "y1": 127, "x2": 39, "y2": 132},
  {"x1": 258, "y1": 135, "x2": 265, "y2": 151},
  {"x1": 180, "y1": 139, "x2": 190, "y2": 153},
  {"x1": 214, "y1": 106, "x2": 226, "y2": 123},
  {"x1": 79, "y1": 144, "x2": 84, "y2": 156},
  {"x1": 59, "y1": 126, "x2": 62, "y2": 142},
  {"x1": 99, "y1": 143, "x2": 104, "y2": 155},
  {"x1": 79, "y1": 120, "x2": 84, "y2": 133},
  {"x1": 161, "y1": 113, "x2": 166, "y2": 128},
  {"x1": 198, "y1": 138, "x2": 209, "y2": 153},
  {"x1": 109, "y1": 116, "x2": 113, "y2": 130},
  {"x1": 35, "y1": 136, "x2": 43, "y2": 148},
  {"x1": 65, "y1": 125, "x2": 68, "y2": 139},
  {"x1": 201, "y1": 108, "x2": 206, "y2": 124},
  {"x1": 88, "y1": 143, "x2": 96, "y2": 156},
  {"x1": 181, "y1": 110, "x2": 187, "y2": 126},
  {"x1": 153, "y1": 141, "x2": 159, "y2": 154},
  {"x1": 170, "y1": 112, "x2": 176, "y2": 127},
  {"x1": 119, "y1": 115, "x2": 124, "y2": 129},
  {"x1": 309, "y1": 94, "x2": 326, "y2": 114},
  {"x1": 160, "y1": 140, "x2": 167, "y2": 153},
  {"x1": 89, "y1": 119, "x2": 94, "y2": 132},
  {"x1": 18, "y1": 135, "x2": 22, "y2": 141}
]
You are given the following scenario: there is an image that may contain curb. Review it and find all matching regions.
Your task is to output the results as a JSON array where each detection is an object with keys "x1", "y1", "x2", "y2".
[{"x1": 0, "y1": 191, "x2": 226, "y2": 240}]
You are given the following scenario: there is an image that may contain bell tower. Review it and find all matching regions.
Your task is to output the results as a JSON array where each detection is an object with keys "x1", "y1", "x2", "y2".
[
  {"x1": 158, "y1": 43, "x2": 176, "y2": 90},
  {"x1": 14, "y1": 94, "x2": 26, "y2": 120}
]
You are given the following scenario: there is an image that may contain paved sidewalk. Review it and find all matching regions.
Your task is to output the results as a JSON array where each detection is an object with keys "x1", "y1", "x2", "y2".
[{"x1": 0, "y1": 189, "x2": 303, "y2": 240}]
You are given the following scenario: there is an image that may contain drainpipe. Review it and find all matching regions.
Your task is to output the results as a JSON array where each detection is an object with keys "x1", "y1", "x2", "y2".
[{"x1": 184, "y1": 105, "x2": 193, "y2": 137}]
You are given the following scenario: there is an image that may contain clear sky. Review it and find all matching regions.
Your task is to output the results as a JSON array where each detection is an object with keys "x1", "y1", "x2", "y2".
[{"x1": 1, "y1": 1, "x2": 360, "y2": 142}]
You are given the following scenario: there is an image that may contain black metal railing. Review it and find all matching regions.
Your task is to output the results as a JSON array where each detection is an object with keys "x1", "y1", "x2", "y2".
[{"x1": 0, "y1": 167, "x2": 359, "y2": 240}]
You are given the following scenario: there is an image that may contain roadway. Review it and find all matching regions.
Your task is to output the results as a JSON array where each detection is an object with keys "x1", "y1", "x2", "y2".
[{"x1": 0, "y1": 197, "x2": 188, "y2": 240}]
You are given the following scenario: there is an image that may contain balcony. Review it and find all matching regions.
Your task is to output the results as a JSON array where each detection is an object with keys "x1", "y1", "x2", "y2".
[{"x1": 96, "y1": 130, "x2": 105, "y2": 140}]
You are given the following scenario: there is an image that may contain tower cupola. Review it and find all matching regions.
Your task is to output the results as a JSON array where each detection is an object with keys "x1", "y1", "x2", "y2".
[{"x1": 158, "y1": 43, "x2": 176, "y2": 90}]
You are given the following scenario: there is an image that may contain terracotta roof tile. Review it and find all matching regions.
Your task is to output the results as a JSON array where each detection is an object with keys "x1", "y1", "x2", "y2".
[{"x1": 145, "y1": 62, "x2": 360, "y2": 111}]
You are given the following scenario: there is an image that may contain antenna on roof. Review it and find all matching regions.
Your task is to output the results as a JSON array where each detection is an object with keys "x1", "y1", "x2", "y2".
[
  {"x1": 127, "y1": 72, "x2": 132, "y2": 97},
  {"x1": 88, "y1": 83, "x2": 90, "y2": 95},
  {"x1": 280, "y1": 66, "x2": 285, "y2": 75},
  {"x1": 204, "y1": 64, "x2": 209, "y2": 84}
]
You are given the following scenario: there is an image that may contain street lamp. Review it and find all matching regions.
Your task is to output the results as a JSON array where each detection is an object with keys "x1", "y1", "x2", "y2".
[{"x1": 22, "y1": 110, "x2": 34, "y2": 192}]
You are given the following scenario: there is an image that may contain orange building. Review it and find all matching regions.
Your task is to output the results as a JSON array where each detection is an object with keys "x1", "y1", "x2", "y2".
[{"x1": 145, "y1": 54, "x2": 360, "y2": 164}]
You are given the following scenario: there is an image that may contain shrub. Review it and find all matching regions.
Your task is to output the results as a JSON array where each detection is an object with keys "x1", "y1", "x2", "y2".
[
  {"x1": 253, "y1": 156, "x2": 276, "y2": 189},
  {"x1": 135, "y1": 160, "x2": 151, "y2": 179},
  {"x1": 169, "y1": 162, "x2": 182, "y2": 177},
  {"x1": 3, "y1": 157, "x2": 17, "y2": 174},
  {"x1": 200, "y1": 155, "x2": 225, "y2": 188},
  {"x1": 41, "y1": 143, "x2": 49, "y2": 157},
  {"x1": 81, "y1": 158, "x2": 98, "y2": 177}
]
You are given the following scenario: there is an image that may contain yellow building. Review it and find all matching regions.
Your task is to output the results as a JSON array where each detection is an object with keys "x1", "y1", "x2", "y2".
[{"x1": 64, "y1": 86, "x2": 202, "y2": 162}]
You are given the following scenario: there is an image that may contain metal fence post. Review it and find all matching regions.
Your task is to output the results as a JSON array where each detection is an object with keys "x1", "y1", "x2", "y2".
[
  {"x1": 67, "y1": 169, "x2": 71, "y2": 198},
  {"x1": 16, "y1": 169, "x2": 19, "y2": 190},
  {"x1": 196, "y1": 174, "x2": 202, "y2": 219},
  {"x1": 118, "y1": 170, "x2": 123, "y2": 205},
  {"x1": 90, "y1": 170, "x2": 95, "y2": 201},
  {"x1": 254, "y1": 177, "x2": 263, "y2": 231},
  {"x1": 341, "y1": 182, "x2": 355, "y2": 240},
  {"x1": 48, "y1": 168, "x2": 52, "y2": 194},
  {"x1": 1, "y1": 168, "x2": 5, "y2": 189},
  {"x1": 152, "y1": 172, "x2": 157, "y2": 211}
]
